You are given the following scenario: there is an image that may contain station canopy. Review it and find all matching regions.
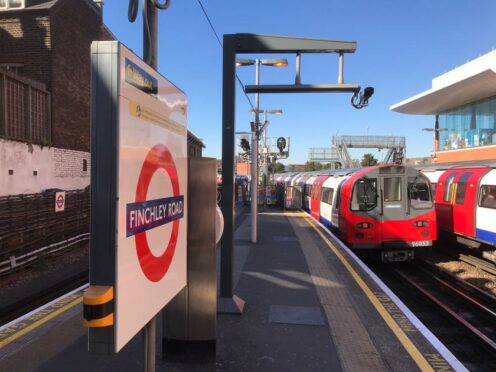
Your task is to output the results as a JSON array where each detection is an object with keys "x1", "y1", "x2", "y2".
[{"x1": 390, "y1": 50, "x2": 496, "y2": 115}]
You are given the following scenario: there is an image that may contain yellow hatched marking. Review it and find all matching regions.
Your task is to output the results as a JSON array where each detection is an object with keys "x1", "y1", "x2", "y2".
[
  {"x1": 301, "y1": 213, "x2": 435, "y2": 372},
  {"x1": 0, "y1": 297, "x2": 83, "y2": 349}
]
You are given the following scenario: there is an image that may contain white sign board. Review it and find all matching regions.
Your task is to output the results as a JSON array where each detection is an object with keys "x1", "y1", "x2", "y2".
[
  {"x1": 55, "y1": 191, "x2": 65, "y2": 212},
  {"x1": 115, "y1": 44, "x2": 188, "y2": 351}
]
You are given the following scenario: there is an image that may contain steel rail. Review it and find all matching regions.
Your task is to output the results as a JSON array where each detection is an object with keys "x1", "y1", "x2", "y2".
[{"x1": 393, "y1": 268, "x2": 496, "y2": 352}]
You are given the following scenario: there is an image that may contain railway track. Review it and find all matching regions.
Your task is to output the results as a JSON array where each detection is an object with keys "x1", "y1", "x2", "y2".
[
  {"x1": 0, "y1": 269, "x2": 88, "y2": 327},
  {"x1": 370, "y1": 260, "x2": 496, "y2": 372},
  {"x1": 459, "y1": 253, "x2": 496, "y2": 276}
]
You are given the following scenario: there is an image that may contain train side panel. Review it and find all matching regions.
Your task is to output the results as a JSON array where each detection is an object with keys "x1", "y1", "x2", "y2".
[
  {"x1": 476, "y1": 169, "x2": 496, "y2": 246},
  {"x1": 319, "y1": 176, "x2": 346, "y2": 229}
]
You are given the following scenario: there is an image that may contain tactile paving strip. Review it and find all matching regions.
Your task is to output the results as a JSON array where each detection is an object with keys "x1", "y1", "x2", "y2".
[{"x1": 289, "y1": 215, "x2": 387, "y2": 371}]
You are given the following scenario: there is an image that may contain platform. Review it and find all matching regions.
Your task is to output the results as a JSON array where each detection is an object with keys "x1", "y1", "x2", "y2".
[{"x1": 0, "y1": 208, "x2": 466, "y2": 371}]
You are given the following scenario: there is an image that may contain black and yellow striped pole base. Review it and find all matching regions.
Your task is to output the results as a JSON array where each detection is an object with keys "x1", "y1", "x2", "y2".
[{"x1": 83, "y1": 286, "x2": 114, "y2": 327}]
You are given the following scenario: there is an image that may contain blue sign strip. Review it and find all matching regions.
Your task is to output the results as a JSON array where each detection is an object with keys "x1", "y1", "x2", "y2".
[{"x1": 126, "y1": 195, "x2": 184, "y2": 237}]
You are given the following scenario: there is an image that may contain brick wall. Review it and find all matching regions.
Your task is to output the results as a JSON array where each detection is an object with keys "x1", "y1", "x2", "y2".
[
  {"x1": 0, "y1": 138, "x2": 90, "y2": 196},
  {"x1": 0, "y1": 13, "x2": 51, "y2": 88},
  {"x1": 53, "y1": 147, "x2": 90, "y2": 178},
  {"x1": 50, "y1": 0, "x2": 113, "y2": 151},
  {"x1": 0, "y1": 0, "x2": 114, "y2": 152}
]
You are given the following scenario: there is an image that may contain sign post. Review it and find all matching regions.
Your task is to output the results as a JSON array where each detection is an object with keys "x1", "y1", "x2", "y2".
[{"x1": 86, "y1": 41, "x2": 188, "y2": 361}]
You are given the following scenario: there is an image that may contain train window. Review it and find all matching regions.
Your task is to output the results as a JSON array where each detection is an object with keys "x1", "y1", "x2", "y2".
[
  {"x1": 351, "y1": 178, "x2": 378, "y2": 211},
  {"x1": 383, "y1": 177, "x2": 402, "y2": 202},
  {"x1": 321, "y1": 187, "x2": 334, "y2": 205},
  {"x1": 321, "y1": 188, "x2": 329, "y2": 204},
  {"x1": 327, "y1": 188, "x2": 334, "y2": 205},
  {"x1": 479, "y1": 185, "x2": 496, "y2": 209},
  {"x1": 408, "y1": 176, "x2": 432, "y2": 209},
  {"x1": 443, "y1": 172, "x2": 458, "y2": 202},
  {"x1": 304, "y1": 184, "x2": 312, "y2": 197},
  {"x1": 455, "y1": 172, "x2": 472, "y2": 204}
]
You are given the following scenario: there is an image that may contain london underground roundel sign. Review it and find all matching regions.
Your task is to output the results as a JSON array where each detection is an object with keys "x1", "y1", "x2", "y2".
[
  {"x1": 127, "y1": 144, "x2": 182, "y2": 282},
  {"x1": 113, "y1": 43, "x2": 188, "y2": 353}
]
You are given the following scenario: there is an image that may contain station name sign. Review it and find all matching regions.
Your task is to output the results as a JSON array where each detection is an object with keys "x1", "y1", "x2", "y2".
[
  {"x1": 126, "y1": 195, "x2": 184, "y2": 237},
  {"x1": 125, "y1": 58, "x2": 158, "y2": 95}
]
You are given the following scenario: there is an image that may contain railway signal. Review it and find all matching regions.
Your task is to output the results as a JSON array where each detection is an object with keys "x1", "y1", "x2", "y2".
[
  {"x1": 277, "y1": 137, "x2": 287, "y2": 153},
  {"x1": 240, "y1": 138, "x2": 250, "y2": 152}
]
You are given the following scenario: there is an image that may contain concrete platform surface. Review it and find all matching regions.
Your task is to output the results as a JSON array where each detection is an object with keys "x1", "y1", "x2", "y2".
[{"x1": 0, "y1": 208, "x2": 465, "y2": 372}]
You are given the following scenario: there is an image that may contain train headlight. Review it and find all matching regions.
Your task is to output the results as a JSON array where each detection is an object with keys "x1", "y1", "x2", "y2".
[
  {"x1": 356, "y1": 222, "x2": 373, "y2": 229},
  {"x1": 413, "y1": 220, "x2": 429, "y2": 227}
]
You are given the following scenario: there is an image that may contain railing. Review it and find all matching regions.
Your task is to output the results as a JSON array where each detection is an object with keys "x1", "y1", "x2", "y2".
[
  {"x1": 336, "y1": 135, "x2": 406, "y2": 148},
  {"x1": 0, "y1": 189, "x2": 89, "y2": 275},
  {"x1": 0, "y1": 69, "x2": 51, "y2": 144}
]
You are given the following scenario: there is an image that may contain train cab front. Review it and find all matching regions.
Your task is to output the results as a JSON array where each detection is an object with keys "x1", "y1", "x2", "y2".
[{"x1": 346, "y1": 165, "x2": 437, "y2": 262}]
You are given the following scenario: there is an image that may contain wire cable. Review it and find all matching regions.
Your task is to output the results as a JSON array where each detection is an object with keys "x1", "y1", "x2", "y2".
[{"x1": 195, "y1": 0, "x2": 255, "y2": 111}]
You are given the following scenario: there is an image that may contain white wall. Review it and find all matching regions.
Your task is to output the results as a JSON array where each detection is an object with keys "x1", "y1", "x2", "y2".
[
  {"x1": 432, "y1": 49, "x2": 496, "y2": 89},
  {"x1": 0, "y1": 138, "x2": 90, "y2": 196}
]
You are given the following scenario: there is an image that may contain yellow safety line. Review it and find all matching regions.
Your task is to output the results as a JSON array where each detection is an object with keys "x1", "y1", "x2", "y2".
[
  {"x1": 0, "y1": 296, "x2": 83, "y2": 349},
  {"x1": 301, "y1": 212, "x2": 435, "y2": 372}
]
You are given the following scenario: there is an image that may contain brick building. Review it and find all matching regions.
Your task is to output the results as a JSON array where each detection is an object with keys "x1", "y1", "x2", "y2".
[
  {"x1": 0, "y1": 0, "x2": 203, "y2": 196},
  {"x1": 0, "y1": 0, "x2": 113, "y2": 151}
]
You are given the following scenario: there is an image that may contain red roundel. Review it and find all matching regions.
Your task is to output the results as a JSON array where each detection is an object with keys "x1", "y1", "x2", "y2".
[
  {"x1": 56, "y1": 194, "x2": 64, "y2": 208},
  {"x1": 134, "y1": 144, "x2": 181, "y2": 282}
]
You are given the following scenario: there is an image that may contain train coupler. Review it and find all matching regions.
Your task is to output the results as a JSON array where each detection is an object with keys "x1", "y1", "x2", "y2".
[{"x1": 381, "y1": 250, "x2": 414, "y2": 262}]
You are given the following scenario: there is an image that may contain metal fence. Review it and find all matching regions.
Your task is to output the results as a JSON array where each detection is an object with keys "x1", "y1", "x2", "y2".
[
  {"x1": 0, "y1": 189, "x2": 89, "y2": 275},
  {"x1": 337, "y1": 135, "x2": 406, "y2": 148},
  {"x1": 0, "y1": 70, "x2": 51, "y2": 144}
]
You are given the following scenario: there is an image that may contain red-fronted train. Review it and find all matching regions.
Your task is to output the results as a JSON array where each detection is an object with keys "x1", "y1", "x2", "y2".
[{"x1": 276, "y1": 165, "x2": 437, "y2": 262}]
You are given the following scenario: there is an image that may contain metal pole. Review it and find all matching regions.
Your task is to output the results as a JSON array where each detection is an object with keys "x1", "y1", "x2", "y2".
[
  {"x1": 295, "y1": 52, "x2": 301, "y2": 85},
  {"x1": 220, "y1": 36, "x2": 236, "y2": 297},
  {"x1": 144, "y1": 318, "x2": 156, "y2": 372},
  {"x1": 251, "y1": 59, "x2": 260, "y2": 243},
  {"x1": 262, "y1": 111, "x2": 268, "y2": 209},
  {"x1": 144, "y1": 3, "x2": 157, "y2": 370},
  {"x1": 434, "y1": 114, "x2": 440, "y2": 153},
  {"x1": 143, "y1": 0, "x2": 158, "y2": 68},
  {"x1": 338, "y1": 52, "x2": 344, "y2": 84}
]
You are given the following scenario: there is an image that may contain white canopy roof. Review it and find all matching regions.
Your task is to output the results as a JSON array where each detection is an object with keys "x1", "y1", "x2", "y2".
[{"x1": 390, "y1": 50, "x2": 496, "y2": 115}]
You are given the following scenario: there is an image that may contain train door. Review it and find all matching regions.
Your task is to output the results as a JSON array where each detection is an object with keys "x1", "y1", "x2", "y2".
[
  {"x1": 452, "y1": 169, "x2": 488, "y2": 238},
  {"x1": 436, "y1": 171, "x2": 458, "y2": 232},
  {"x1": 311, "y1": 175, "x2": 328, "y2": 220},
  {"x1": 380, "y1": 174, "x2": 407, "y2": 241}
]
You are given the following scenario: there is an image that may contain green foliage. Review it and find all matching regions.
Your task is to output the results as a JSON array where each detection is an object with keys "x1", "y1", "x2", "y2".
[
  {"x1": 304, "y1": 161, "x2": 322, "y2": 171},
  {"x1": 269, "y1": 162, "x2": 286, "y2": 173},
  {"x1": 361, "y1": 153, "x2": 378, "y2": 167}
]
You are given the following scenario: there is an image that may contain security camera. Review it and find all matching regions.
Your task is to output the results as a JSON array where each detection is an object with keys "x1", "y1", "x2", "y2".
[
  {"x1": 351, "y1": 86, "x2": 374, "y2": 109},
  {"x1": 363, "y1": 87, "x2": 374, "y2": 99}
]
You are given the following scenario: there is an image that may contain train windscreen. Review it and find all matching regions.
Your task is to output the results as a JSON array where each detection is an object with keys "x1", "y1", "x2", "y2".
[
  {"x1": 351, "y1": 178, "x2": 378, "y2": 211},
  {"x1": 408, "y1": 176, "x2": 433, "y2": 209}
]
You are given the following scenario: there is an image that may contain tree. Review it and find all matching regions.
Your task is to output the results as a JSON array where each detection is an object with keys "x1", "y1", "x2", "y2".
[
  {"x1": 361, "y1": 153, "x2": 378, "y2": 167},
  {"x1": 304, "y1": 161, "x2": 323, "y2": 171},
  {"x1": 269, "y1": 162, "x2": 285, "y2": 174}
]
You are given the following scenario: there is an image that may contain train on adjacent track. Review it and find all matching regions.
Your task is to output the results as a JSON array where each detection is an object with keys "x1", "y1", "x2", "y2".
[
  {"x1": 275, "y1": 165, "x2": 437, "y2": 261},
  {"x1": 417, "y1": 160, "x2": 496, "y2": 260}
]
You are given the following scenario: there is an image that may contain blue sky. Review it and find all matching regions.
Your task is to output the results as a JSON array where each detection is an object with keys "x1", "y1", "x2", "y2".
[{"x1": 103, "y1": 0, "x2": 496, "y2": 164}]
